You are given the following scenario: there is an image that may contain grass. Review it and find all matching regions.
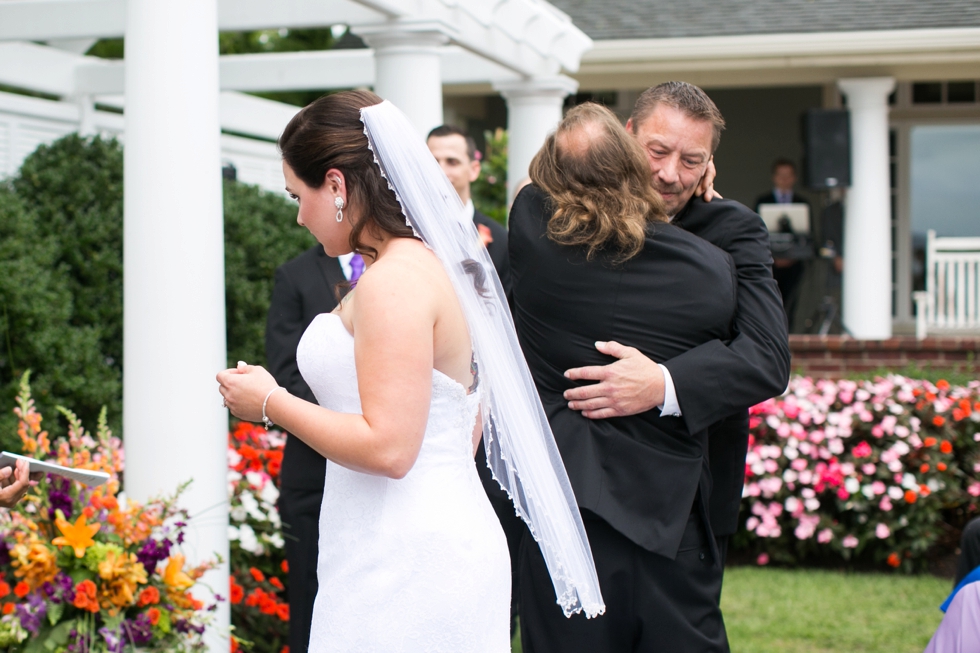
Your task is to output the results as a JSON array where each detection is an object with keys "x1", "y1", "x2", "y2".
[
  {"x1": 510, "y1": 567, "x2": 951, "y2": 652},
  {"x1": 722, "y1": 567, "x2": 951, "y2": 652}
]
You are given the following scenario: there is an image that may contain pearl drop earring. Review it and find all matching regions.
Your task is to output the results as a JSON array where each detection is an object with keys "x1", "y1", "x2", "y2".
[{"x1": 335, "y1": 196, "x2": 345, "y2": 222}]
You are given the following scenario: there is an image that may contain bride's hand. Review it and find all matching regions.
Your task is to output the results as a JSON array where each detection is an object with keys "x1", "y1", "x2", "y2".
[{"x1": 217, "y1": 364, "x2": 280, "y2": 423}]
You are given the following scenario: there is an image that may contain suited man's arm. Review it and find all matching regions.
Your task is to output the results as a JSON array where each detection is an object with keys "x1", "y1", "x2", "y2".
[
  {"x1": 265, "y1": 265, "x2": 318, "y2": 404},
  {"x1": 663, "y1": 215, "x2": 790, "y2": 433}
]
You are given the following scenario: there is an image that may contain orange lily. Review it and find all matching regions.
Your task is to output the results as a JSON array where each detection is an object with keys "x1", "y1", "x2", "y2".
[
  {"x1": 52, "y1": 514, "x2": 101, "y2": 558},
  {"x1": 163, "y1": 554, "x2": 194, "y2": 591}
]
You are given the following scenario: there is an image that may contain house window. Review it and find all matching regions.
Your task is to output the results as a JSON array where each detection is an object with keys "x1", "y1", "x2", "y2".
[{"x1": 911, "y1": 80, "x2": 979, "y2": 105}]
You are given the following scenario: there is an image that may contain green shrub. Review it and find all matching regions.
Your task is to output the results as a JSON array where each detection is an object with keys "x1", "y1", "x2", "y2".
[
  {"x1": 471, "y1": 127, "x2": 508, "y2": 225},
  {"x1": 0, "y1": 134, "x2": 313, "y2": 451}
]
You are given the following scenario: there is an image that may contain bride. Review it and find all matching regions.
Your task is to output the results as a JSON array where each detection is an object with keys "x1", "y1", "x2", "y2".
[{"x1": 217, "y1": 90, "x2": 603, "y2": 652}]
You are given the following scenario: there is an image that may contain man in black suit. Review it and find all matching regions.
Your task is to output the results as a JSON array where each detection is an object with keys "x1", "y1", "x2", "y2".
[
  {"x1": 266, "y1": 245, "x2": 349, "y2": 653},
  {"x1": 562, "y1": 83, "x2": 790, "y2": 587},
  {"x1": 755, "y1": 158, "x2": 809, "y2": 320},
  {"x1": 511, "y1": 102, "x2": 739, "y2": 651}
]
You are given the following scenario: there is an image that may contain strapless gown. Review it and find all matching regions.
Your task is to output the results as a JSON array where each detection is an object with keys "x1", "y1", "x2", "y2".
[{"x1": 297, "y1": 313, "x2": 510, "y2": 652}]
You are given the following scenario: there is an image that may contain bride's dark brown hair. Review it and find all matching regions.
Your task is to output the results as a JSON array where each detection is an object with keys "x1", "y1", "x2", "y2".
[
  {"x1": 278, "y1": 90, "x2": 415, "y2": 259},
  {"x1": 529, "y1": 102, "x2": 667, "y2": 262}
]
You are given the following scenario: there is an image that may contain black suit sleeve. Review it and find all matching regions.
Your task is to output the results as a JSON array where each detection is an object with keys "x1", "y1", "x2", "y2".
[
  {"x1": 473, "y1": 211, "x2": 512, "y2": 296},
  {"x1": 664, "y1": 203, "x2": 791, "y2": 435},
  {"x1": 265, "y1": 264, "x2": 317, "y2": 404}
]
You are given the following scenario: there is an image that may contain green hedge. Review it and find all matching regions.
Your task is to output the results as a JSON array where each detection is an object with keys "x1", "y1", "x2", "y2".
[{"x1": 0, "y1": 134, "x2": 314, "y2": 451}]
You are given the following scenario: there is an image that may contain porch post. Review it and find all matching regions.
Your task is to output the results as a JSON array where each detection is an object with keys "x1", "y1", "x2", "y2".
[
  {"x1": 361, "y1": 28, "x2": 448, "y2": 137},
  {"x1": 495, "y1": 75, "x2": 579, "y2": 204},
  {"x1": 837, "y1": 77, "x2": 895, "y2": 340},
  {"x1": 124, "y1": 0, "x2": 229, "y2": 645}
]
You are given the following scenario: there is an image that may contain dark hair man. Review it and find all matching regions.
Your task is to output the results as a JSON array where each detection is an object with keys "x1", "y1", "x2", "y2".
[
  {"x1": 756, "y1": 158, "x2": 807, "y2": 209},
  {"x1": 556, "y1": 81, "x2": 790, "y2": 639}
]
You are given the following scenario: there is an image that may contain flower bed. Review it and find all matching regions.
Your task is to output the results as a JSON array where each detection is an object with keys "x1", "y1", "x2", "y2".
[
  {"x1": 0, "y1": 374, "x2": 215, "y2": 651},
  {"x1": 738, "y1": 375, "x2": 980, "y2": 571},
  {"x1": 227, "y1": 422, "x2": 288, "y2": 653}
]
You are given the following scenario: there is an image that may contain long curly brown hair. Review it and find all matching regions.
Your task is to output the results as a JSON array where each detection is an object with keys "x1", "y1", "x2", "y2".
[{"x1": 529, "y1": 102, "x2": 667, "y2": 263}]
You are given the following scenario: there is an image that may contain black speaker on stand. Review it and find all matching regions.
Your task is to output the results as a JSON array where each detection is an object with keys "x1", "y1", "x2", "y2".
[{"x1": 803, "y1": 109, "x2": 850, "y2": 191}]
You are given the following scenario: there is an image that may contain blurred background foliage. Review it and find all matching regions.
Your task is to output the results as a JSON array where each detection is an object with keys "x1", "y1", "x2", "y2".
[{"x1": 471, "y1": 128, "x2": 508, "y2": 226}]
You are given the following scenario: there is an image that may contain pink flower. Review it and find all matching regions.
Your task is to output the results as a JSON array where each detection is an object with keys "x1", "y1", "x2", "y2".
[
  {"x1": 969, "y1": 483, "x2": 980, "y2": 497},
  {"x1": 843, "y1": 535, "x2": 859, "y2": 548},
  {"x1": 852, "y1": 441, "x2": 872, "y2": 458},
  {"x1": 837, "y1": 488, "x2": 850, "y2": 500},
  {"x1": 817, "y1": 529, "x2": 833, "y2": 544},
  {"x1": 862, "y1": 463, "x2": 877, "y2": 476},
  {"x1": 875, "y1": 523, "x2": 891, "y2": 539},
  {"x1": 871, "y1": 481, "x2": 886, "y2": 495},
  {"x1": 794, "y1": 514, "x2": 820, "y2": 540},
  {"x1": 756, "y1": 553, "x2": 770, "y2": 565},
  {"x1": 791, "y1": 458, "x2": 808, "y2": 471},
  {"x1": 879, "y1": 496, "x2": 893, "y2": 512}
]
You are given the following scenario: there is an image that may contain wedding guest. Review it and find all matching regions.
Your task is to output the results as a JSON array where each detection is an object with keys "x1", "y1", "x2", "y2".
[
  {"x1": 511, "y1": 102, "x2": 737, "y2": 652},
  {"x1": 561, "y1": 82, "x2": 790, "y2": 583}
]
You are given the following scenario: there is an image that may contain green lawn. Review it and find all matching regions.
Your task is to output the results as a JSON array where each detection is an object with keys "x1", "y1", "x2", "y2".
[
  {"x1": 511, "y1": 567, "x2": 951, "y2": 652},
  {"x1": 722, "y1": 567, "x2": 950, "y2": 652}
]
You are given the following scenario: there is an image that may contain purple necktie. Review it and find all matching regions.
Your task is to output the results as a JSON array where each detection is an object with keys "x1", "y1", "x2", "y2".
[{"x1": 349, "y1": 253, "x2": 365, "y2": 287}]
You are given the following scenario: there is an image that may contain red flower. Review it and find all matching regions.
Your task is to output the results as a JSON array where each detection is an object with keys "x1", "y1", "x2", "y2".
[
  {"x1": 2, "y1": 603, "x2": 13, "y2": 615},
  {"x1": 73, "y1": 580, "x2": 99, "y2": 613},
  {"x1": 904, "y1": 490, "x2": 917, "y2": 504},
  {"x1": 932, "y1": 416, "x2": 946, "y2": 427},
  {"x1": 477, "y1": 223, "x2": 494, "y2": 247},
  {"x1": 250, "y1": 567, "x2": 265, "y2": 583},
  {"x1": 277, "y1": 603, "x2": 290, "y2": 621},
  {"x1": 936, "y1": 379, "x2": 950, "y2": 391},
  {"x1": 0, "y1": 582, "x2": 10, "y2": 598},
  {"x1": 919, "y1": 484, "x2": 931, "y2": 497},
  {"x1": 259, "y1": 595, "x2": 278, "y2": 615},
  {"x1": 147, "y1": 607, "x2": 160, "y2": 625},
  {"x1": 887, "y1": 552, "x2": 901, "y2": 568},
  {"x1": 281, "y1": 560, "x2": 289, "y2": 574},
  {"x1": 231, "y1": 637, "x2": 241, "y2": 653},
  {"x1": 281, "y1": 647, "x2": 290, "y2": 653},
  {"x1": 852, "y1": 442, "x2": 872, "y2": 458},
  {"x1": 923, "y1": 437, "x2": 937, "y2": 448},
  {"x1": 938, "y1": 462, "x2": 948, "y2": 472},
  {"x1": 138, "y1": 586, "x2": 160, "y2": 607},
  {"x1": 13, "y1": 581, "x2": 28, "y2": 598},
  {"x1": 940, "y1": 440, "x2": 953, "y2": 454},
  {"x1": 230, "y1": 582, "x2": 244, "y2": 605},
  {"x1": 270, "y1": 577, "x2": 284, "y2": 591},
  {"x1": 920, "y1": 464, "x2": 930, "y2": 473}
]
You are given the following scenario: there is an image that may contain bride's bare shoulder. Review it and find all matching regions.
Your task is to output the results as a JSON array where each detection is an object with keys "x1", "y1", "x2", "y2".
[{"x1": 352, "y1": 239, "x2": 446, "y2": 305}]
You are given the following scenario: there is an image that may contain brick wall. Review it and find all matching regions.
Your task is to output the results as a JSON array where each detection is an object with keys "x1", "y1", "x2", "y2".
[{"x1": 790, "y1": 335, "x2": 980, "y2": 377}]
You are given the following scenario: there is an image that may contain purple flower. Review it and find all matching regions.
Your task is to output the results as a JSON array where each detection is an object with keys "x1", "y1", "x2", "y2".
[
  {"x1": 99, "y1": 625, "x2": 126, "y2": 653},
  {"x1": 48, "y1": 475, "x2": 74, "y2": 521},
  {"x1": 136, "y1": 538, "x2": 172, "y2": 572},
  {"x1": 125, "y1": 613, "x2": 153, "y2": 646},
  {"x1": 0, "y1": 540, "x2": 10, "y2": 567},
  {"x1": 16, "y1": 593, "x2": 47, "y2": 634}
]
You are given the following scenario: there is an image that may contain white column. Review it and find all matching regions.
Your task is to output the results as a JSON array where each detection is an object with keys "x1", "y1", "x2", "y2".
[
  {"x1": 124, "y1": 0, "x2": 228, "y2": 647},
  {"x1": 838, "y1": 77, "x2": 895, "y2": 340},
  {"x1": 360, "y1": 28, "x2": 448, "y2": 137},
  {"x1": 76, "y1": 94, "x2": 96, "y2": 137},
  {"x1": 494, "y1": 75, "x2": 579, "y2": 203}
]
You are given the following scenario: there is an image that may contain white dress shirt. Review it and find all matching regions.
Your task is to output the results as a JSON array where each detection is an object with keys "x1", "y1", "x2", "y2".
[{"x1": 337, "y1": 252, "x2": 355, "y2": 280}]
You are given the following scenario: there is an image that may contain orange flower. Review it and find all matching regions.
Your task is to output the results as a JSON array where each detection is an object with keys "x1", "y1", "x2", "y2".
[
  {"x1": 940, "y1": 440, "x2": 953, "y2": 454},
  {"x1": 0, "y1": 582, "x2": 9, "y2": 598},
  {"x1": 137, "y1": 586, "x2": 160, "y2": 607},
  {"x1": 147, "y1": 607, "x2": 160, "y2": 625},
  {"x1": 73, "y1": 579, "x2": 100, "y2": 613},
  {"x1": 270, "y1": 577, "x2": 284, "y2": 591},
  {"x1": 163, "y1": 555, "x2": 194, "y2": 591},
  {"x1": 230, "y1": 581, "x2": 244, "y2": 605},
  {"x1": 936, "y1": 379, "x2": 950, "y2": 391},
  {"x1": 923, "y1": 437, "x2": 937, "y2": 448},
  {"x1": 281, "y1": 560, "x2": 289, "y2": 574},
  {"x1": 477, "y1": 223, "x2": 494, "y2": 247},
  {"x1": 2, "y1": 603, "x2": 13, "y2": 615},
  {"x1": 277, "y1": 603, "x2": 290, "y2": 621},
  {"x1": 249, "y1": 567, "x2": 265, "y2": 583},
  {"x1": 904, "y1": 489, "x2": 917, "y2": 504},
  {"x1": 231, "y1": 637, "x2": 241, "y2": 653},
  {"x1": 82, "y1": 506, "x2": 95, "y2": 519},
  {"x1": 938, "y1": 462, "x2": 948, "y2": 472},
  {"x1": 52, "y1": 514, "x2": 101, "y2": 558},
  {"x1": 932, "y1": 416, "x2": 946, "y2": 427},
  {"x1": 919, "y1": 484, "x2": 931, "y2": 497},
  {"x1": 280, "y1": 647, "x2": 290, "y2": 653},
  {"x1": 13, "y1": 581, "x2": 29, "y2": 598},
  {"x1": 920, "y1": 464, "x2": 930, "y2": 473},
  {"x1": 887, "y1": 552, "x2": 901, "y2": 568}
]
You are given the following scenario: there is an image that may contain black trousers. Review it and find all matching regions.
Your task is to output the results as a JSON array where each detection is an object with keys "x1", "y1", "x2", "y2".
[
  {"x1": 956, "y1": 517, "x2": 980, "y2": 585},
  {"x1": 278, "y1": 485, "x2": 323, "y2": 653},
  {"x1": 519, "y1": 511, "x2": 729, "y2": 653}
]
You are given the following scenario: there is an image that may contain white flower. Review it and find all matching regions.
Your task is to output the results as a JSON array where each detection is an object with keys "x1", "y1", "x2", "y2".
[
  {"x1": 888, "y1": 486, "x2": 905, "y2": 500},
  {"x1": 804, "y1": 497, "x2": 821, "y2": 512},
  {"x1": 263, "y1": 531, "x2": 285, "y2": 549},
  {"x1": 828, "y1": 438, "x2": 844, "y2": 455},
  {"x1": 238, "y1": 524, "x2": 263, "y2": 554},
  {"x1": 840, "y1": 462, "x2": 855, "y2": 476},
  {"x1": 901, "y1": 473, "x2": 918, "y2": 490},
  {"x1": 228, "y1": 525, "x2": 240, "y2": 541},
  {"x1": 230, "y1": 505, "x2": 248, "y2": 522},
  {"x1": 784, "y1": 447, "x2": 799, "y2": 461},
  {"x1": 260, "y1": 481, "x2": 280, "y2": 506},
  {"x1": 245, "y1": 471, "x2": 265, "y2": 488},
  {"x1": 887, "y1": 460, "x2": 903, "y2": 473},
  {"x1": 861, "y1": 485, "x2": 876, "y2": 500},
  {"x1": 844, "y1": 477, "x2": 860, "y2": 494},
  {"x1": 785, "y1": 496, "x2": 801, "y2": 513},
  {"x1": 228, "y1": 449, "x2": 242, "y2": 467},
  {"x1": 801, "y1": 487, "x2": 816, "y2": 499},
  {"x1": 783, "y1": 469, "x2": 799, "y2": 483},
  {"x1": 240, "y1": 491, "x2": 267, "y2": 522}
]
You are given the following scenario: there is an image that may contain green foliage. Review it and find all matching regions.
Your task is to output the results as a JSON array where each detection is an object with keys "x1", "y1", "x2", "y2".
[
  {"x1": 471, "y1": 128, "x2": 509, "y2": 225},
  {"x1": 0, "y1": 134, "x2": 311, "y2": 452},
  {"x1": 224, "y1": 180, "x2": 317, "y2": 368}
]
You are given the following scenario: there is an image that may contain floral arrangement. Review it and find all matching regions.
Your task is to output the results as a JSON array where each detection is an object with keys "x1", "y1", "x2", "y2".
[
  {"x1": 227, "y1": 422, "x2": 288, "y2": 653},
  {"x1": 0, "y1": 373, "x2": 216, "y2": 651},
  {"x1": 739, "y1": 375, "x2": 980, "y2": 571}
]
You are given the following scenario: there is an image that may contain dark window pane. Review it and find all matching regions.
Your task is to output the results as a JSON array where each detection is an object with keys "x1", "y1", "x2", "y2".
[
  {"x1": 912, "y1": 82, "x2": 943, "y2": 104},
  {"x1": 889, "y1": 129, "x2": 896, "y2": 156},
  {"x1": 888, "y1": 90, "x2": 897, "y2": 105},
  {"x1": 947, "y1": 81, "x2": 977, "y2": 103}
]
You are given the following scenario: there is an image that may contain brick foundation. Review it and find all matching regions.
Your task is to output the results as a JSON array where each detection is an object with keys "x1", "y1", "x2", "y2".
[{"x1": 789, "y1": 335, "x2": 980, "y2": 377}]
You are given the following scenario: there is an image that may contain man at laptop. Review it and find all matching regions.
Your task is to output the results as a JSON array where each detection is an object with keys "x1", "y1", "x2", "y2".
[{"x1": 756, "y1": 158, "x2": 809, "y2": 324}]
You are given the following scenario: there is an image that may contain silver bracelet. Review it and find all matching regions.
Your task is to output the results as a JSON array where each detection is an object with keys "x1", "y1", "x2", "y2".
[{"x1": 262, "y1": 386, "x2": 285, "y2": 428}]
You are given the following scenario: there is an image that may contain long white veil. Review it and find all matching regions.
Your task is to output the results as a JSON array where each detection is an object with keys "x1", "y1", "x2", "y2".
[{"x1": 360, "y1": 101, "x2": 604, "y2": 618}]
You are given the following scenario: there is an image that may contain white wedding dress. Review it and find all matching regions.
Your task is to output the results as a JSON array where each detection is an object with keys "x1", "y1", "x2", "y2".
[{"x1": 298, "y1": 313, "x2": 511, "y2": 652}]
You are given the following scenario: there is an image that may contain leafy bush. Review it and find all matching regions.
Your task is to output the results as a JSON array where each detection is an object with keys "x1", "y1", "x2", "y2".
[
  {"x1": 471, "y1": 128, "x2": 508, "y2": 225},
  {"x1": 0, "y1": 134, "x2": 313, "y2": 452},
  {"x1": 737, "y1": 375, "x2": 980, "y2": 571}
]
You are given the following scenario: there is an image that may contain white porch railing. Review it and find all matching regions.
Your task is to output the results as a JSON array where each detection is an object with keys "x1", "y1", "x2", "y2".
[
  {"x1": 913, "y1": 229, "x2": 980, "y2": 339},
  {"x1": 0, "y1": 90, "x2": 285, "y2": 194}
]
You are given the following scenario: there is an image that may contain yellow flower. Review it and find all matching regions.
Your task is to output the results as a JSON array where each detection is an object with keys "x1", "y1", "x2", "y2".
[
  {"x1": 10, "y1": 539, "x2": 58, "y2": 589},
  {"x1": 97, "y1": 550, "x2": 148, "y2": 608},
  {"x1": 162, "y1": 554, "x2": 194, "y2": 591},
  {"x1": 52, "y1": 514, "x2": 101, "y2": 558}
]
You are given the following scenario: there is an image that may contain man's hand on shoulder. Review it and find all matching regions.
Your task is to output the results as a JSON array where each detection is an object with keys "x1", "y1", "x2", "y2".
[{"x1": 563, "y1": 341, "x2": 665, "y2": 419}]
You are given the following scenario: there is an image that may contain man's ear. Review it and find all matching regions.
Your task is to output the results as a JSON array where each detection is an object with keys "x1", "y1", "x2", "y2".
[
  {"x1": 467, "y1": 158, "x2": 481, "y2": 184},
  {"x1": 625, "y1": 117, "x2": 634, "y2": 133}
]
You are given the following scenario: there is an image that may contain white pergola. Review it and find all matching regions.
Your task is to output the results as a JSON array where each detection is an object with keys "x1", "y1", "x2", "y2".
[{"x1": 0, "y1": 1, "x2": 591, "y2": 648}]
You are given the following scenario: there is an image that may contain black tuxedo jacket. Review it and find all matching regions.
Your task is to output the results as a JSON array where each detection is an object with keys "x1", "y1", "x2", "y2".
[
  {"x1": 669, "y1": 197, "x2": 791, "y2": 535},
  {"x1": 266, "y1": 245, "x2": 345, "y2": 490},
  {"x1": 509, "y1": 186, "x2": 737, "y2": 558},
  {"x1": 473, "y1": 208, "x2": 511, "y2": 295},
  {"x1": 755, "y1": 191, "x2": 809, "y2": 212}
]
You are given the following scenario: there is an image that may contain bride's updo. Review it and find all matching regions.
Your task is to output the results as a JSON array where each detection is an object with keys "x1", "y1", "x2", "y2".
[
  {"x1": 278, "y1": 90, "x2": 415, "y2": 255},
  {"x1": 529, "y1": 102, "x2": 667, "y2": 262}
]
